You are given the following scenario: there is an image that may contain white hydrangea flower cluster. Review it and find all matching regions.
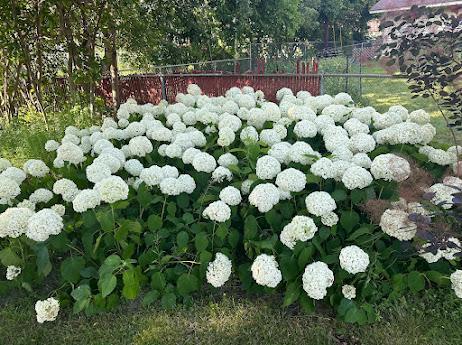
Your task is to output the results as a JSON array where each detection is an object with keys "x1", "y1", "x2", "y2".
[
  {"x1": 248, "y1": 183, "x2": 280, "y2": 213},
  {"x1": 6, "y1": 265, "x2": 21, "y2": 280},
  {"x1": 35, "y1": 297, "x2": 60, "y2": 323},
  {"x1": 202, "y1": 201, "x2": 231, "y2": 223},
  {"x1": 342, "y1": 284, "x2": 356, "y2": 299},
  {"x1": 342, "y1": 166, "x2": 373, "y2": 190},
  {"x1": 26, "y1": 208, "x2": 63, "y2": 242},
  {"x1": 280, "y1": 215, "x2": 318, "y2": 249},
  {"x1": 211, "y1": 166, "x2": 233, "y2": 183},
  {"x1": 373, "y1": 122, "x2": 435, "y2": 146},
  {"x1": 206, "y1": 252, "x2": 232, "y2": 287},
  {"x1": 256, "y1": 155, "x2": 281, "y2": 180},
  {"x1": 0, "y1": 176, "x2": 21, "y2": 202},
  {"x1": 302, "y1": 261, "x2": 334, "y2": 300},
  {"x1": 23, "y1": 159, "x2": 50, "y2": 177},
  {"x1": 419, "y1": 146, "x2": 458, "y2": 166},
  {"x1": 371, "y1": 154, "x2": 411, "y2": 182},
  {"x1": 219, "y1": 186, "x2": 242, "y2": 206},
  {"x1": 339, "y1": 245, "x2": 370, "y2": 274},
  {"x1": 53, "y1": 178, "x2": 79, "y2": 202},
  {"x1": 73, "y1": 189, "x2": 101, "y2": 213},
  {"x1": 29, "y1": 188, "x2": 53, "y2": 204},
  {"x1": 305, "y1": 192, "x2": 336, "y2": 217},
  {"x1": 275, "y1": 168, "x2": 306, "y2": 192},
  {"x1": 379, "y1": 209, "x2": 417, "y2": 241},
  {"x1": 1, "y1": 166, "x2": 27, "y2": 184},
  {"x1": 251, "y1": 254, "x2": 282, "y2": 288},
  {"x1": 427, "y1": 178, "x2": 462, "y2": 209},
  {"x1": 0, "y1": 207, "x2": 35, "y2": 238}
]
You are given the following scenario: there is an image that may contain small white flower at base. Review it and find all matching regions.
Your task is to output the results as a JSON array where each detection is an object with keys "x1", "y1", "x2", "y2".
[
  {"x1": 6, "y1": 265, "x2": 21, "y2": 280},
  {"x1": 206, "y1": 253, "x2": 232, "y2": 287},
  {"x1": 251, "y1": 254, "x2": 282, "y2": 288},
  {"x1": 240, "y1": 179, "x2": 254, "y2": 195},
  {"x1": 342, "y1": 284, "x2": 356, "y2": 300},
  {"x1": 35, "y1": 297, "x2": 60, "y2": 323},
  {"x1": 339, "y1": 245, "x2": 370, "y2": 274},
  {"x1": 302, "y1": 261, "x2": 334, "y2": 300}
]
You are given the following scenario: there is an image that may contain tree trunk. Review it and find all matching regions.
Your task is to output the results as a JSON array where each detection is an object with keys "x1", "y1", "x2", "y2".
[
  {"x1": 35, "y1": 0, "x2": 47, "y2": 128},
  {"x1": 1, "y1": 56, "x2": 11, "y2": 123},
  {"x1": 323, "y1": 21, "x2": 330, "y2": 49},
  {"x1": 108, "y1": 18, "x2": 120, "y2": 111},
  {"x1": 57, "y1": 3, "x2": 76, "y2": 95}
]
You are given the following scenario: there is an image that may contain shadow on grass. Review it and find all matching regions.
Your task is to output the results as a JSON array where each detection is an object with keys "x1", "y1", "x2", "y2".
[{"x1": 1, "y1": 288, "x2": 462, "y2": 345}]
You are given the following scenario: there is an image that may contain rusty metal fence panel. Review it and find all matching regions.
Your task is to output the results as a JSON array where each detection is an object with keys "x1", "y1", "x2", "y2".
[{"x1": 98, "y1": 74, "x2": 321, "y2": 105}]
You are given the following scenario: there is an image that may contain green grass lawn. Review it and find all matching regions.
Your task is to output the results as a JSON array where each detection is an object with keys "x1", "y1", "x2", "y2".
[
  {"x1": 359, "y1": 64, "x2": 461, "y2": 145},
  {"x1": 2, "y1": 289, "x2": 462, "y2": 345},
  {"x1": 2, "y1": 69, "x2": 462, "y2": 344}
]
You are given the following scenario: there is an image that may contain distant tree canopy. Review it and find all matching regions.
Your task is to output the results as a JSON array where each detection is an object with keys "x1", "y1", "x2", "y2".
[{"x1": 0, "y1": 0, "x2": 374, "y2": 120}]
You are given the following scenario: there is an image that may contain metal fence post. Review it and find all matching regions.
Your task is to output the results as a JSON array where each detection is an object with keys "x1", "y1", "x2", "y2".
[
  {"x1": 160, "y1": 74, "x2": 167, "y2": 101},
  {"x1": 320, "y1": 73, "x2": 325, "y2": 95},
  {"x1": 359, "y1": 42, "x2": 364, "y2": 98},
  {"x1": 249, "y1": 42, "x2": 252, "y2": 72},
  {"x1": 345, "y1": 54, "x2": 349, "y2": 93}
]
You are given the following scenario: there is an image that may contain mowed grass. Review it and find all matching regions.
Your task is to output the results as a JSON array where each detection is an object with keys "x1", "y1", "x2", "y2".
[
  {"x1": 360, "y1": 64, "x2": 461, "y2": 145},
  {"x1": 2, "y1": 289, "x2": 462, "y2": 345}
]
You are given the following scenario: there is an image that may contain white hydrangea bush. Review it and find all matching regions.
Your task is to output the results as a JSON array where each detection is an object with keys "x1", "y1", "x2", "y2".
[{"x1": 1, "y1": 84, "x2": 460, "y2": 325}]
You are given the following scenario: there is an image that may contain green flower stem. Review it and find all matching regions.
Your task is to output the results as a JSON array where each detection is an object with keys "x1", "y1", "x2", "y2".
[
  {"x1": 377, "y1": 186, "x2": 384, "y2": 200},
  {"x1": 211, "y1": 222, "x2": 217, "y2": 252},
  {"x1": 160, "y1": 196, "x2": 167, "y2": 221},
  {"x1": 196, "y1": 181, "x2": 212, "y2": 222}
]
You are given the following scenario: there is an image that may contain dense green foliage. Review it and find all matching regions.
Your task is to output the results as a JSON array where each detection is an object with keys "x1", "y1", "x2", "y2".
[{"x1": 0, "y1": 0, "x2": 375, "y2": 124}]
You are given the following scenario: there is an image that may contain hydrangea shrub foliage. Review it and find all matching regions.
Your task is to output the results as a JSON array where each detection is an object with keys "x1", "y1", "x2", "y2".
[{"x1": 1, "y1": 85, "x2": 461, "y2": 324}]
